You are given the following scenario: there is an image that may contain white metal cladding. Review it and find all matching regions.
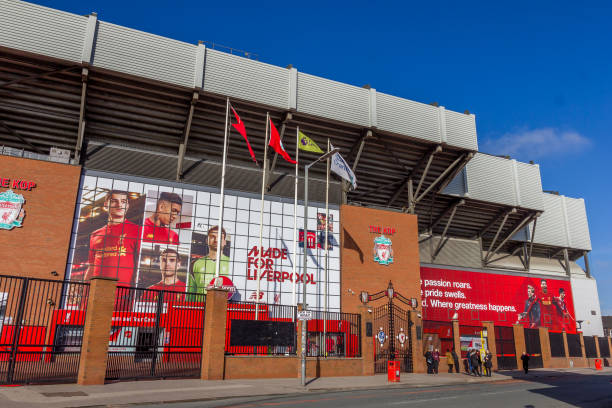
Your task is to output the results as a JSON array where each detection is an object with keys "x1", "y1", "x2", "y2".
[
  {"x1": 465, "y1": 153, "x2": 516, "y2": 206},
  {"x1": 419, "y1": 236, "x2": 481, "y2": 269},
  {"x1": 0, "y1": 0, "x2": 87, "y2": 63},
  {"x1": 92, "y1": 21, "x2": 197, "y2": 88},
  {"x1": 514, "y1": 161, "x2": 544, "y2": 210},
  {"x1": 532, "y1": 193, "x2": 569, "y2": 248},
  {"x1": 375, "y1": 92, "x2": 440, "y2": 142},
  {"x1": 297, "y1": 73, "x2": 370, "y2": 127},
  {"x1": 444, "y1": 109, "x2": 478, "y2": 150},
  {"x1": 204, "y1": 49, "x2": 290, "y2": 109},
  {"x1": 564, "y1": 196, "x2": 592, "y2": 250},
  {"x1": 442, "y1": 168, "x2": 467, "y2": 196}
]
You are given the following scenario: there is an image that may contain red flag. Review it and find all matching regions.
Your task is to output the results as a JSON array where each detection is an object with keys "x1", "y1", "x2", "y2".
[
  {"x1": 231, "y1": 106, "x2": 257, "y2": 164},
  {"x1": 268, "y1": 119, "x2": 297, "y2": 164}
]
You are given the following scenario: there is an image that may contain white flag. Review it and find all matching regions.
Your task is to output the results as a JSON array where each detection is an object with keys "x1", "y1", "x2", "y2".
[{"x1": 330, "y1": 146, "x2": 357, "y2": 190}]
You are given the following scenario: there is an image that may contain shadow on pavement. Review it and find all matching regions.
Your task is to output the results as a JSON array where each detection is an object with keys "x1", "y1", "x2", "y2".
[{"x1": 496, "y1": 369, "x2": 612, "y2": 408}]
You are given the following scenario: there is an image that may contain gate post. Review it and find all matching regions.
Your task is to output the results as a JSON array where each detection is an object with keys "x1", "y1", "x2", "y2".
[
  {"x1": 482, "y1": 321, "x2": 497, "y2": 371},
  {"x1": 200, "y1": 288, "x2": 228, "y2": 380},
  {"x1": 593, "y1": 335, "x2": 601, "y2": 358},
  {"x1": 579, "y1": 332, "x2": 586, "y2": 359},
  {"x1": 359, "y1": 306, "x2": 374, "y2": 375},
  {"x1": 513, "y1": 325, "x2": 526, "y2": 370},
  {"x1": 77, "y1": 277, "x2": 117, "y2": 385},
  {"x1": 410, "y1": 310, "x2": 425, "y2": 373},
  {"x1": 562, "y1": 331, "x2": 569, "y2": 358},
  {"x1": 539, "y1": 327, "x2": 551, "y2": 368},
  {"x1": 452, "y1": 319, "x2": 461, "y2": 369}
]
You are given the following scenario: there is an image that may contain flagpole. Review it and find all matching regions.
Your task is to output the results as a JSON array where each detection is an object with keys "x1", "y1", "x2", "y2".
[
  {"x1": 256, "y1": 113, "x2": 270, "y2": 320},
  {"x1": 292, "y1": 127, "x2": 299, "y2": 308},
  {"x1": 215, "y1": 97, "x2": 230, "y2": 280},
  {"x1": 324, "y1": 138, "x2": 330, "y2": 357}
]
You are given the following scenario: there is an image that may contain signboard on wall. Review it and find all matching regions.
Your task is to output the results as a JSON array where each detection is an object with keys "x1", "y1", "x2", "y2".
[
  {"x1": 420, "y1": 267, "x2": 577, "y2": 333},
  {"x1": 66, "y1": 175, "x2": 341, "y2": 310}
]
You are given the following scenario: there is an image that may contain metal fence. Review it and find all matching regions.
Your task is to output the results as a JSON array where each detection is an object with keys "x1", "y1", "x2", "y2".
[
  {"x1": 583, "y1": 336, "x2": 597, "y2": 358},
  {"x1": 549, "y1": 332, "x2": 565, "y2": 357},
  {"x1": 305, "y1": 310, "x2": 361, "y2": 358},
  {"x1": 524, "y1": 328, "x2": 543, "y2": 368},
  {"x1": 566, "y1": 333, "x2": 582, "y2": 357},
  {"x1": 0, "y1": 275, "x2": 90, "y2": 384},
  {"x1": 225, "y1": 301, "x2": 297, "y2": 355},
  {"x1": 105, "y1": 286, "x2": 206, "y2": 381},
  {"x1": 598, "y1": 337, "x2": 610, "y2": 358},
  {"x1": 495, "y1": 326, "x2": 517, "y2": 370}
]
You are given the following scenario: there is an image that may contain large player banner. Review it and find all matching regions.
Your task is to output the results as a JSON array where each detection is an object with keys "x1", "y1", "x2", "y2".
[{"x1": 420, "y1": 267, "x2": 576, "y2": 333}]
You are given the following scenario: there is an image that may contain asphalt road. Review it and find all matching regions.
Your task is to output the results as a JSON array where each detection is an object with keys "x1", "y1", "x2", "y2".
[{"x1": 138, "y1": 372, "x2": 612, "y2": 408}]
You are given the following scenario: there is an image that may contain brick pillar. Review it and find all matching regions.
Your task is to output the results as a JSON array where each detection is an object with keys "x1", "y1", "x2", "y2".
[
  {"x1": 513, "y1": 325, "x2": 526, "y2": 370},
  {"x1": 410, "y1": 310, "x2": 424, "y2": 373},
  {"x1": 482, "y1": 321, "x2": 498, "y2": 371},
  {"x1": 77, "y1": 277, "x2": 117, "y2": 385},
  {"x1": 579, "y1": 332, "x2": 586, "y2": 359},
  {"x1": 539, "y1": 327, "x2": 551, "y2": 368},
  {"x1": 562, "y1": 331, "x2": 569, "y2": 358},
  {"x1": 607, "y1": 337, "x2": 612, "y2": 358},
  {"x1": 593, "y1": 335, "x2": 601, "y2": 358},
  {"x1": 359, "y1": 305, "x2": 374, "y2": 375},
  {"x1": 200, "y1": 288, "x2": 228, "y2": 380}
]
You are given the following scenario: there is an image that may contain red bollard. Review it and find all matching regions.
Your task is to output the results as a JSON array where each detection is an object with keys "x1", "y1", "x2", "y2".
[{"x1": 388, "y1": 360, "x2": 400, "y2": 382}]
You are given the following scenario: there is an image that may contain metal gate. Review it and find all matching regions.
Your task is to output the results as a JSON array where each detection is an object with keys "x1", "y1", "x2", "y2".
[
  {"x1": 368, "y1": 282, "x2": 414, "y2": 373},
  {"x1": 495, "y1": 326, "x2": 517, "y2": 370},
  {"x1": 105, "y1": 286, "x2": 206, "y2": 381},
  {"x1": 0, "y1": 275, "x2": 90, "y2": 384},
  {"x1": 524, "y1": 328, "x2": 543, "y2": 368}
]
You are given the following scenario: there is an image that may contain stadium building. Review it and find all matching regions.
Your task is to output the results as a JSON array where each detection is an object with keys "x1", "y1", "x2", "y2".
[{"x1": 0, "y1": 0, "x2": 607, "y2": 383}]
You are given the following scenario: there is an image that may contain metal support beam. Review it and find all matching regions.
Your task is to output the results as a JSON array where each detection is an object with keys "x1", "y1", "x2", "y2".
[
  {"x1": 549, "y1": 247, "x2": 565, "y2": 259},
  {"x1": 176, "y1": 91, "x2": 199, "y2": 180},
  {"x1": 488, "y1": 244, "x2": 523, "y2": 264},
  {"x1": 388, "y1": 145, "x2": 441, "y2": 207},
  {"x1": 407, "y1": 178, "x2": 414, "y2": 214},
  {"x1": 436, "y1": 152, "x2": 474, "y2": 194},
  {"x1": 485, "y1": 212, "x2": 537, "y2": 265},
  {"x1": 429, "y1": 199, "x2": 465, "y2": 233},
  {"x1": 0, "y1": 120, "x2": 43, "y2": 154},
  {"x1": 414, "y1": 153, "x2": 466, "y2": 203},
  {"x1": 483, "y1": 212, "x2": 511, "y2": 264},
  {"x1": 432, "y1": 202, "x2": 460, "y2": 260},
  {"x1": 473, "y1": 207, "x2": 517, "y2": 240},
  {"x1": 266, "y1": 112, "x2": 292, "y2": 190},
  {"x1": 0, "y1": 66, "x2": 79, "y2": 90},
  {"x1": 74, "y1": 67, "x2": 89, "y2": 164},
  {"x1": 563, "y1": 248, "x2": 571, "y2": 277},
  {"x1": 526, "y1": 218, "x2": 537, "y2": 271},
  {"x1": 583, "y1": 251, "x2": 591, "y2": 278}
]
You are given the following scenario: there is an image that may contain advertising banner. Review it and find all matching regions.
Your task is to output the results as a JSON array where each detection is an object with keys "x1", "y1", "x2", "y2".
[
  {"x1": 66, "y1": 175, "x2": 340, "y2": 310},
  {"x1": 421, "y1": 267, "x2": 576, "y2": 333}
]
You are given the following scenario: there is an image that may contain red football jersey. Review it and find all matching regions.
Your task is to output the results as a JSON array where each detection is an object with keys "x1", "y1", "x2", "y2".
[
  {"x1": 143, "y1": 280, "x2": 186, "y2": 302},
  {"x1": 88, "y1": 220, "x2": 141, "y2": 286},
  {"x1": 142, "y1": 218, "x2": 179, "y2": 244}
]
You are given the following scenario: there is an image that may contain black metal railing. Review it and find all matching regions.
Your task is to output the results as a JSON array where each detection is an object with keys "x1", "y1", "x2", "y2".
[
  {"x1": 225, "y1": 301, "x2": 297, "y2": 356},
  {"x1": 305, "y1": 310, "x2": 361, "y2": 358},
  {"x1": 583, "y1": 335, "x2": 597, "y2": 358},
  {"x1": 494, "y1": 326, "x2": 517, "y2": 370},
  {"x1": 549, "y1": 332, "x2": 565, "y2": 357},
  {"x1": 105, "y1": 286, "x2": 206, "y2": 380},
  {"x1": 566, "y1": 333, "x2": 582, "y2": 357},
  {"x1": 0, "y1": 275, "x2": 90, "y2": 384},
  {"x1": 524, "y1": 328, "x2": 543, "y2": 368},
  {"x1": 598, "y1": 337, "x2": 610, "y2": 358}
]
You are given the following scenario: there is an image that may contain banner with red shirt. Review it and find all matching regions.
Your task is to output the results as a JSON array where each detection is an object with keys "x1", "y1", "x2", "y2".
[{"x1": 420, "y1": 266, "x2": 576, "y2": 333}]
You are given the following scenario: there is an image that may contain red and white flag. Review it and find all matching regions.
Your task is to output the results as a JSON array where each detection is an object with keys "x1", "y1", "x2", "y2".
[
  {"x1": 268, "y1": 118, "x2": 297, "y2": 164},
  {"x1": 231, "y1": 106, "x2": 258, "y2": 164}
]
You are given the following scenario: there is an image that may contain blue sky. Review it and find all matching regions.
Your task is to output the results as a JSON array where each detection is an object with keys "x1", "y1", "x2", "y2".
[{"x1": 37, "y1": 0, "x2": 611, "y2": 313}]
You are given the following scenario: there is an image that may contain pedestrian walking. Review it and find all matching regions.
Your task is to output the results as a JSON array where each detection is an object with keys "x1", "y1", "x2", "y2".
[
  {"x1": 484, "y1": 349, "x2": 493, "y2": 377},
  {"x1": 432, "y1": 348, "x2": 440, "y2": 375},
  {"x1": 446, "y1": 348, "x2": 454, "y2": 373},
  {"x1": 424, "y1": 350, "x2": 433, "y2": 374},
  {"x1": 476, "y1": 350, "x2": 483, "y2": 376},
  {"x1": 470, "y1": 349, "x2": 481, "y2": 376},
  {"x1": 466, "y1": 349, "x2": 473, "y2": 374},
  {"x1": 521, "y1": 351, "x2": 530, "y2": 374},
  {"x1": 451, "y1": 348, "x2": 460, "y2": 373}
]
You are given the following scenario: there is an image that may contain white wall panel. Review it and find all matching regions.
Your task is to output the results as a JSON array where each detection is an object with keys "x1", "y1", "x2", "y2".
[
  {"x1": 93, "y1": 21, "x2": 196, "y2": 88},
  {"x1": 465, "y1": 153, "x2": 516, "y2": 206},
  {"x1": 442, "y1": 168, "x2": 467, "y2": 196},
  {"x1": 533, "y1": 193, "x2": 568, "y2": 247},
  {"x1": 564, "y1": 197, "x2": 592, "y2": 251},
  {"x1": 376, "y1": 92, "x2": 440, "y2": 143},
  {"x1": 0, "y1": 0, "x2": 87, "y2": 63},
  {"x1": 204, "y1": 49, "x2": 290, "y2": 109},
  {"x1": 297, "y1": 73, "x2": 370, "y2": 127},
  {"x1": 570, "y1": 277, "x2": 604, "y2": 336},
  {"x1": 444, "y1": 110, "x2": 478, "y2": 150},
  {"x1": 515, "y1": 161, "x2": 544, "y2": 211}
]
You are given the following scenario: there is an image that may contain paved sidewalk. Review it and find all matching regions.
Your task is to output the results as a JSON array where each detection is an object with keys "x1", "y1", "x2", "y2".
[{"x1": 0, "y1": 367, "x2": 609, "y2": 408}]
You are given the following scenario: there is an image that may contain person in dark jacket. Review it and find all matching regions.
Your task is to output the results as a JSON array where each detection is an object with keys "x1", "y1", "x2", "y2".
[
  {"x1": 521, "y1": 352, "x2": 530, "y2": 374},
  {"x1": 483, "y1": 350, "x2": 493, "y2": 377},
  {"x1": 466, "y1": 349, "x2": 473, "y2": 374},
  {"x1": 432, "y1": 349, "x2": 440, "y2": 375},
  {"x1": 451, "y1": 348, "x2": 460, "y2": 373},
  {"x1": 470, "y1": 350, "x2": 481, "y2": 376},
  {"x1": 424, "y1": 350, "x2": 433, "y2": 374},
  {"x1": 476, "y1": 350, "x2": 483, "y2": 376}
]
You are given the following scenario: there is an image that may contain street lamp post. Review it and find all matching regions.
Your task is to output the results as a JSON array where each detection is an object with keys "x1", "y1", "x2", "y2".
[{"x1": 301, "y1": 147, "x2": 339, "y2": 386}]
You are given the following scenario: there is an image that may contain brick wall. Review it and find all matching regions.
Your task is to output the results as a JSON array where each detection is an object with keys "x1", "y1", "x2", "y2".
[
  {"x1": 0, "y1": 156, "x2": 81, "y2": 279},
  {"x1": 340, "y1": 205, "x2": 420, "y2": 313}
]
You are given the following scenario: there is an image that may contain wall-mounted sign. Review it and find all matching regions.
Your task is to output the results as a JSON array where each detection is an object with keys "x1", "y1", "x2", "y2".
[
  {"x1": 369, "y1": 225, "x2": 396, "y2": 235},
  {"x1": 0, "y1": 190, "x2": 26, "y2": 230},
  {"x1": 0, "y1": 178, "x2": 36, "y2": 191},
  {"x1": 373, "y1": 235, "x2": 394, "y2": 265}
]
